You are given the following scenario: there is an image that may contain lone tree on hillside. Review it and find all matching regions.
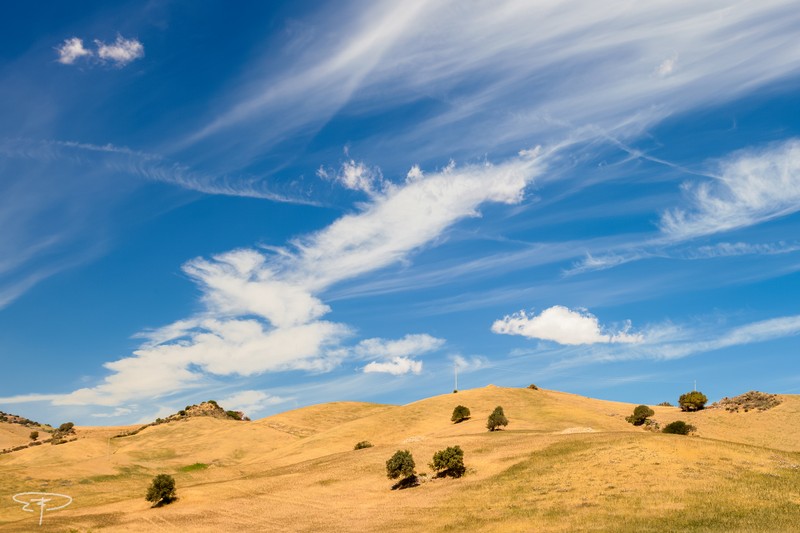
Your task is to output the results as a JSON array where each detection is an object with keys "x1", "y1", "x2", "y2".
[
  {"x1": 430, "y1": 445, "x2": 466, "y2": 478},
  {"x1": 146, "y1": 474, "x2": 177, "y2": 506},
  {"x1": 626, "y1": 405, "x2": 655, "y2": 426},
  {"x1": 451, "y1": 405, "x2": 471, "y2": 423},
  {"x1": 386, "y1": 450, "x2": 417, "y2": 489},
  {"x1": 678, "y1": 391, "x2": 708, "y2": 412},
  {"x1": 29, "y1": 431, "x2": 39, "y2": 442},
  {"x1": 486, "y1": 406, "x2": 509, "y2": 431}
]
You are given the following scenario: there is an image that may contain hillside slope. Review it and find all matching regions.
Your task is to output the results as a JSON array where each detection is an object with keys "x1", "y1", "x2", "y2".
[{"x1": 1, "y1": 386, "x2": 798, "y2": 532}]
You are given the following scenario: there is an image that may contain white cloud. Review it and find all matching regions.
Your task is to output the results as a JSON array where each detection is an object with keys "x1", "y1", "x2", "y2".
[
  {"x1": 451, "y1": 354, "x2": 488, "y2": 372},
  {"x1": 218, "y1": 390, "x2": 287, "y2": 417},
  {"x1": 338, "y1": 160, "x2": 385, "y2": 195},
  {"x1": 95, "y1": 35, "x2": 144, "y2": 67},
  {"x1": 354, "y1": 334, "x2": 443, "y2": 377},
  {"x1": 56, "y1": 37, "x2": 92, "y2": 64},
  {"x1": 406, "y1": 164, "x2": 424, "y2": 182},
  {"x1": 90, "y1": 407, "x2": 133, "y2": 418},
  {"x1": 354, "y1": 334, "x2": 445, "y2": 359},
  {"x1": 661, "y1": 139, "x2": 800, "y2": 239},
  {"x1": 655, "y1": 55, "x2": 678, "y2": 77},
  {"x1": 363, "y1": 356, "x2": 423, "y2": 375},
  {"x1": 491, "y1": 305, "x2": 643, "y2": 345},
  {"x1": 55, "y1": 35, "x2": 143, "y2": 68},
  {"x1": 9, "y1": 154, "x2": 539, "y2": 406}
]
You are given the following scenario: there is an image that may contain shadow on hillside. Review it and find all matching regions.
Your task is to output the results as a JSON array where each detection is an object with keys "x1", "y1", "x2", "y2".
[
  {"x1": 151, "y1": 496, "x2": 178, "y2": 508},
  {"x1": 391, "y1": 475, "x2": 419, "y2": 490}
]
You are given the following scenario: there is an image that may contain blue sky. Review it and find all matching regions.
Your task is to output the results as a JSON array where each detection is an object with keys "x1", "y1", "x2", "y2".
[{"x1": 2, "y1": 1, "x2": 800, "y2": 425}]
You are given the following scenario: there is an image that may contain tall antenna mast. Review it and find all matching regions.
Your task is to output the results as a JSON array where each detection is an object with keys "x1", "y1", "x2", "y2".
[{"x1": 694, "y1": 379, "x2": 697, "y2": 392}]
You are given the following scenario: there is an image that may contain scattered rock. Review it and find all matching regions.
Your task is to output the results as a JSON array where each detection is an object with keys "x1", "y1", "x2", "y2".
[{"x1": 712, "y1": 391, "x2": 781, "y2": 413}]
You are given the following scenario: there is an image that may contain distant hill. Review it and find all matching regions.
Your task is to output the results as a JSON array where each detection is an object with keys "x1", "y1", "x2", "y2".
[
  {"x1": 1, "y1": 386, "x2": 799, "y2": 532},
  {"x1": 113, "y1": 400, "x2": 249, "y2": 439}
]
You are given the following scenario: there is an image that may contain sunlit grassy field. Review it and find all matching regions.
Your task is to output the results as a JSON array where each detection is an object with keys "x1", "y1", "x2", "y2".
[{"x1": 1, "y1": 386, "x2": 799, "y2": 531}]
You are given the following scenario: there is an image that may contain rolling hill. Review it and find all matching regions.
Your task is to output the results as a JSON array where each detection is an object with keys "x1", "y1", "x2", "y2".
[{"x1": 1, "y1": 386, "x2": 799, "y2": 532}]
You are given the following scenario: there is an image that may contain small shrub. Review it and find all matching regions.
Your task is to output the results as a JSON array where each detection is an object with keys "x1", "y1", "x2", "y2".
[
  {"x1": 625, "y1": 405, "x2": 655, "y2": 426},
  {"x1": 58, "y1": 422, "x2": 75, "y2": 433},
  {"x1": 386, "y1": 450, "x2": 416, "y2": 481},
  {"x1": 487, "y1": 406, "x2": 509, "y2": 431},
  {"x1": 678, "y1": 391, "x2": 708, "y2": 412},
  {"x1": 451, "y1": 405, "x2": 471, "y2": 423},
  {"x1": 226, "y1": 410, "x2": 242, "y2": 420},
  {"x1": 207, "y1": 400, "x2": 218, "y2": 406},
  {"x1": 657, "y1": 401, "x2": 673, "y2": 407},
  {"x1": 29, "y1": 431, "x2": 39, "y2": 441},
  {"x1": 145, "y1": 474, "x2": 177, "y2": 506},
  {"x1": 453, "y1": 389, "x2": 458, "y2": 394},
  {"x1": 527, "y1": 384, "x2": 539, "y2": 390},
  {"x1": 429, "y1": 445, "x2": 466, "y2": 478},
  {"x1": 662, "y1": 421, "x2": 696, "y2": 435},
  {"x1": 354, "y1": 441, "x2": 373, "y2": 450}
]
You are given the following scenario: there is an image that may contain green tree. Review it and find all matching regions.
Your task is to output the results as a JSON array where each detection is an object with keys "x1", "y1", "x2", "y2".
[
  {"x1": 662, "y1": 421, "x2": 696, "y2": 435},
  {"x1": 625, "y1": 405, "x2": 655, "y2": 426},
  {"x1": 58, "y1": 422, "x2": 74, "y2": 433},
  {"x1": 486, "y1": 406, "x2": 509, "y2": 431},
  {"x1": 386, "y1": 450, "x2": 416, "y2": 480},
  {"x1": 678, "y1": 391, "x2": 708, "y2": 412},
  {"x1": 29, "y1": 431, "x2": 39, "y2": 441},
  {"x1": 430, "y1": 445, "x2": 466, "y2": 478},
  {"x1": 146, "y1": 474, "x2": 177, "y2": 506},
  {"x1": 354, "y1": 440, "x2": 373, "y2": 450},
  {"x1": 451, "y1": 405, "x2": 471, "y2": 423}
]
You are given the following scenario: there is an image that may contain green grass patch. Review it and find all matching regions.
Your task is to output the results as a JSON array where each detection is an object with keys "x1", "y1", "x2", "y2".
[{"x1": 179, "y1": 462, "x2": 209, "y2": 472}]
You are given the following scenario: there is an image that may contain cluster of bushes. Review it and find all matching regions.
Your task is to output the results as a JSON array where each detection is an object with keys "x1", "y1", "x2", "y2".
[
  {"x1": 386, "y1": 445, "x2": 466, "y2": 489},
  {"x1": 0, "y1": 411, "x2": 42, "y2": 427},
  {"x1": 0, "y1": 421, "x2": 77, "y2": 454},
  {"x1": 625, "y1": 391, "x2": 707, "y2": 435}
]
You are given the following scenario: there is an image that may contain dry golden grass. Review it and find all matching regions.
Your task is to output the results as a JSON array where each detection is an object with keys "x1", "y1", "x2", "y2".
[
  {"x1": 0, "y1": 423, "x2": 40, "y2": 450},
  {"x1": 1, "y1": 386, "x2": 799, "y2": 532}
]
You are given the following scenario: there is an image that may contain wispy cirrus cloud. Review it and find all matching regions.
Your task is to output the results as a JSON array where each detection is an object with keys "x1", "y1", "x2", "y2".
[
  {"x1": 566, "y1": 139, "x2": 800, "y2": 277},
  {"x1": 544, "y1": 314, "x2": 800, "y2": 370},
  {"x1": 661, "y1": 139, "x2": 800, "y2": 239},
  {"x1": 179, "y1": 0, "x2": 800, "y2": 170}
]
